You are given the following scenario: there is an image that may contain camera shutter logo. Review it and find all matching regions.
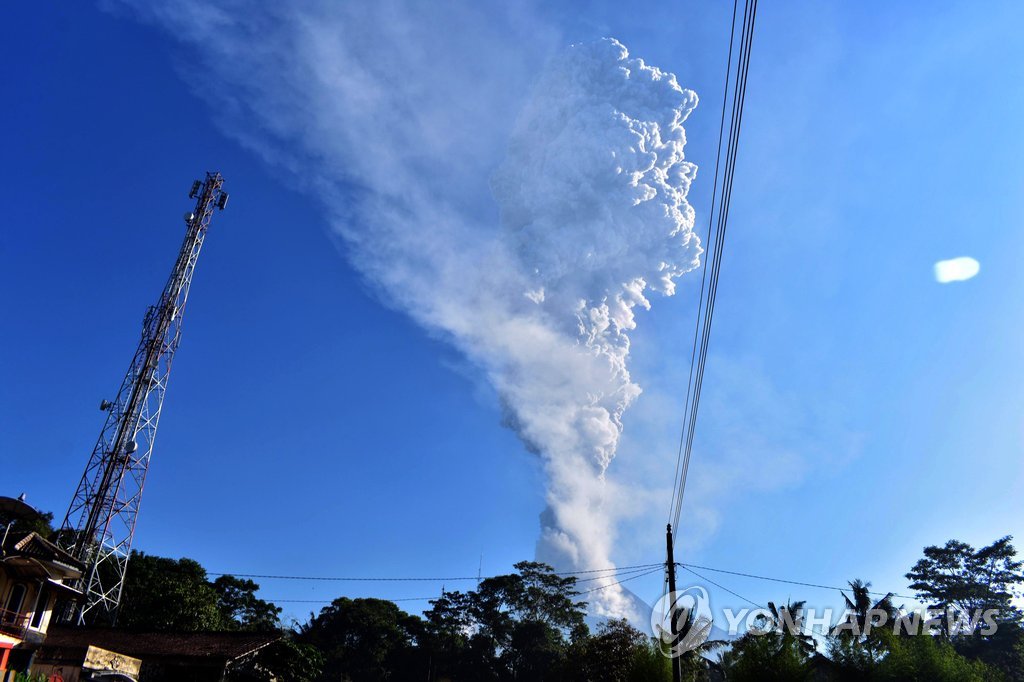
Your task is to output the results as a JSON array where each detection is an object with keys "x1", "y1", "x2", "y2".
[{"x1": 652, "y1": 586, "x2": 713, "y2": 657}]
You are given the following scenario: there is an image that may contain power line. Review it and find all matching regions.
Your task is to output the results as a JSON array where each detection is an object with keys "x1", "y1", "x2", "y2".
[
  {"x1": 269, "y1": 597, "x2": 435, "y2": 604},
  {"x1": 579, "y1": 567, "x2": 665, "y2": 594},
  {"x1": 574, "y1": 565, "x2": 665, "y2": 584},
  {"x1": 668, "y1": 0, "x2": 739, "y2": 524},
  {"x1": 681, "y1": 564, "x2": 829, "y2": 643},
  {"x1": 681, "y1": 564, "x2": 762, "y2": 610},
  {"x1": 680, "y1": 562, "x2": 915, "y2": 601},
  {"x1": 263, "y1": 567, "x2": 666, "y2": 606},
  {"x1": 215, "y1": 558, "x2": 915, "y2": 602},
  {"x1": 208, "y1": 563, "x2": 664, "y2": 583},
  {"x1": 670, "y1": 0, "x2": 759, "y2": 536}
]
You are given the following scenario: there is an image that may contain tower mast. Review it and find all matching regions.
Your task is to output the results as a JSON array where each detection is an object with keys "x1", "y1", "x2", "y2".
[{"x1": 58, "y1": 172, "x2": 229, "y2": 624}]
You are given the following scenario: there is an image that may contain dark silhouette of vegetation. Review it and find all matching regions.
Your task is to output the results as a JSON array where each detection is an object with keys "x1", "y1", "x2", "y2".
[
  {"x1": 720, "y1": 600, "x2": 814, "y2": 682},
  {"x1": 0, "y1": 508, "x2": 54, "y2": 539},
  {"x1": 213, "y1": 574, "x2": 283, "y2": 631},
  {"x1": 228, "y1": 636, "x2": 325, "y2": 682},
  {"x1": 21, "y1": 495, "x2": 1020, "y2": 682},
  {"x1": 412, "y1": 561, "x2": 677, "y2": 681},
  {"x1": 299, "y1": 596, "x2": 427, "y2": 681},
  {"x1": 906, "y1": 536, "x2": 1023, "y2": 630},
  {"x1": 905, "y1": 536, "x2": 1024, "y2": 677},
  {"x1": 118, "y1": 551, "x2": 281, "y2": 631}
]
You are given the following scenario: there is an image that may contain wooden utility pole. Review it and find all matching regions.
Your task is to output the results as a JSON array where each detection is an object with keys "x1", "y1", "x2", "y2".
[{"x1": 666, "y1": 523, "x2": 682, "y2": 682}]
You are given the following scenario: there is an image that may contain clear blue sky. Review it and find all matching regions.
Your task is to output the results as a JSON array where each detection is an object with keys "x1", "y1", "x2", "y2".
[{"x1": 2, "y1": 1, "x2": 1022, "y2": 627}]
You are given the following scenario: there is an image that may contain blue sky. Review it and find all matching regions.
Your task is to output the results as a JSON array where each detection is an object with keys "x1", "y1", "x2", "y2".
[{"x1": 2, "y1": 0, "x2": 1022, "y2": 627}]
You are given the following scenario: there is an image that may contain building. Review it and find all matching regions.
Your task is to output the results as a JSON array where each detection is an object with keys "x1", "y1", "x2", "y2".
[
  {"x1": 1, "y1": 495, "x2": 84, "y2": 679},
  {"x1": 1, "y1": 495, "x2": 281, "y2": 682},
  {"x1": 34, "y1": 628, "x2": 280, "y2": 682}
]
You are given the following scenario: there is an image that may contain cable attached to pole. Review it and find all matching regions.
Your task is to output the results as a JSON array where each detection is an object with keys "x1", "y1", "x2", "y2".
[{"x1": 669, "y1": 0, "x2": 759, "y2": 538}]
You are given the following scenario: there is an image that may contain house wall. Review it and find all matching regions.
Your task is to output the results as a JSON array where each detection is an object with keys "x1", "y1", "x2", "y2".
[{"x1": 0, "y1": 571, "x2": 59, "y2": 640}]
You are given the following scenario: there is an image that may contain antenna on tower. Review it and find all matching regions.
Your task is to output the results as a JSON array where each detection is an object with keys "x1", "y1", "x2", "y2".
[{"x1": 57, "y1": 172, "x2": 228, "y2": 625}]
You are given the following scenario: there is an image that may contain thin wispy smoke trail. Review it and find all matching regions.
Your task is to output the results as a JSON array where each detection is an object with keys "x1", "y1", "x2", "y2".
[{"x1": 120, "y1": 1, "x2": 702, "y2": 618}]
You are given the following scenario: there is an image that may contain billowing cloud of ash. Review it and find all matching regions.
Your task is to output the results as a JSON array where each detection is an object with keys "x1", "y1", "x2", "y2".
[
  {"x1": 119, "y1": 0, "x2": 700, "y2": 619},
  {"x1": 490, "y1": 39, "x2": 701, "y2": 616}
]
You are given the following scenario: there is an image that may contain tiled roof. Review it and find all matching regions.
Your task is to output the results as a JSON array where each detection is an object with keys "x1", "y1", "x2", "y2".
[
  {"x1": 3, "y1": 532, "x2": 84, "y2": 571},
  {"x1": 39, "y1": 627, "x2": 281, "y2": 662}
]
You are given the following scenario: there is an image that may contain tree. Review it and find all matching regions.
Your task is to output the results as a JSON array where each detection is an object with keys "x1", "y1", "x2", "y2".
[
  {"x1": 213, "y1": 575, "x2": 282, "y2": 631},
  {"x1": 906, "y1": 536, "x2": 1024, "y2": 677},
  {"x1": 906, "y1": 536, "x2": 1023, "y2": 631},
  {"x1": 467, "y1": 561, "x2": 588, "y2": 681},
  {"x1": 118, "y1": 552, "x2": 224, "y2": 630},
  {"x1": 564, "y1": 618, "x2": 689, "y2": 682},
  {"x1": 422, "y1": 589, "x2": 494, "y2": 681},
  {"x1": 874, "y1": 630, "x2": 994, "y2": 682},
  {"x1": 299, "y1": 597, "x2": 425, "y2": 682},
  {"x1": 577, "y1": 618, "x2": 649, "y2": 681},
  {"x1": 0, "y1": 509, "x2": 54, "y2": 540},
  {"x1": 719, "y1": 600, "x2": 813, "y2": 682},
  {"x1": 118, "y1": 552, "x2": 280, "y2": 632},
  {"x1": 228, "y1": 636, "x2": 324, "y2": 682},
  {"x1": 827, "y1": 578, "x2": 898, "y2": 675},
  {"x1": 473, "y1": 561, "x2": 588, "y2": 643},
  {"x1": 768, "y1": 601, "x2": 816, "y2": 660},
  {"x1": 624, "y1": 638, "x2": 672, "y2": 682}
]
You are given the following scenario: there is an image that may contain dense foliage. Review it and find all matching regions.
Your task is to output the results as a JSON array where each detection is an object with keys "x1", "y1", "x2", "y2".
[
  {"x1": 59, "y1": 529, "x2": 1024, "y2": 680},
  {"x1": 118, "y1": 551, "x2": 282, "y2": 632}
]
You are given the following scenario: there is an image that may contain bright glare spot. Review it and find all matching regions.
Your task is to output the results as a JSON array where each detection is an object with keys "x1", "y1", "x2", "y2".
[{"x1": 934, "y1": 257, "x2": 980, "y2": 284}]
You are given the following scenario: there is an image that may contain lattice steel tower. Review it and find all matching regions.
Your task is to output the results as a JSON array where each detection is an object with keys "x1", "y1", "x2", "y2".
[{"x1": 58, "y1": 172, "x2": 229, "y2": 624}]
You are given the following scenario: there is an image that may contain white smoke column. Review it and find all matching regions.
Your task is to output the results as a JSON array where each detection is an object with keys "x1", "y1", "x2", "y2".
[
  {"x1": 491, "y1": 38, "x2": 701, "y2": 617},
  {"x1": 117, "y1": 0, "x2": 700, "y2": 618}
]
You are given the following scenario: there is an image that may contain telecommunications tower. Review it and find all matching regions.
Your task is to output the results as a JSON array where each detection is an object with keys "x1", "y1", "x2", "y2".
[{"x1": 58, "y1": 172, "x2": 229, "y2": 624}]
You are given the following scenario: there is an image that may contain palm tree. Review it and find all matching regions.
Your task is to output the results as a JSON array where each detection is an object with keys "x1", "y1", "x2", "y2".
[
  {"x1": 720, "y1": 600, "x2": 815, "y2": 681},
  {"x1": 827, "y1": 579, "x2": 899, "y2": 676},
  {"x1": 767, "y1": 600, "x2": 817, "y2": 659},
  {"x1": 655, "y1": 603, "x2": 729, "y2": 681},
  {"x1": 832, "y1": 579, "x2": 896, "y2": 638}
]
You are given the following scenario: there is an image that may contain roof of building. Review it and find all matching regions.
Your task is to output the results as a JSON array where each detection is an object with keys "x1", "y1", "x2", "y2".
[
  {"x1": 39, "y1": 627, "x2": 281, "y2": 664},
  {"x1": 2, "y1": 532, "x2": 84, "y2": 570}
]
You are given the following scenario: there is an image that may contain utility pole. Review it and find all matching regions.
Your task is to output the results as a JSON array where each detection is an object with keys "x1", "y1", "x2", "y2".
[
  {"x1": 58, "y1": 173, "x2": 229, "y2": 624},
  {"x1": 666, "y1": 523, "x2": 682, "y2": 682}
]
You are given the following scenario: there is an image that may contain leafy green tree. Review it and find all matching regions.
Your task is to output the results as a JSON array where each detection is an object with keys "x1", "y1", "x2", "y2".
[
  {"x1": 228, "y1": 636, "x2": 324, "y2": 682},
  {"x1": 473, "y1": 561, "x2": 588, "y2": 643},
  {"x1": 419, "y1": 561, "x2": 590, "y2": 681},
  {"x1": 119, "y1": 552, "x2": 224, "y2": 630},
  {"x1": 827, "y1": 578, "x2": 898, "y2": 676},
  {"x1": 906, "y1": 536, "x2": 1023, "y2": 631},
  {"x1": 468, "y1": 561, "x2": 588, "y2": 681},
  {"x1": 118, "y1": 552, "x2": 280, "y2": 632},
  {"x1": 947, "y1": 621, "x2": 1024, "y2": 679},
  {"x1": 299, "y1": 597, "x2": 425, "y2": 682},
  {"x1": 575, "y1": 618, "x2": 649, "y2": 681},
  {"x1": 833, "y1": 579, "x2": 897, "y2": 638},
  {"x1": 721, "y1": 627, "x2": 809, "y2": 682},
  {"x1": 769, "y1": 601, "x2": 817, "y2": 660},
  {"x1": 422, "y1": 589, "x2": 497, "y2": 681},
  {"x1": 0, "y1": 509, "x2": 54, "y2": 540},
  {"x1": 719, "y1": 600, "x2": 813, "y2": 682},
  {"x1": 874, "y1": 630, "x2": 994, "y2": 682},
  {"x1": 564, "y1": 618, "x2": 696, "y2": 682},
  {"x1": 214, "y1": 575, "x2": 282, "y2": 631},
  {"x1": 906, "y1": 536, "x2": 1024, "y2": 677},
  {"x1": 625, "y1": 638, "x2": 672, "y2": 682}
]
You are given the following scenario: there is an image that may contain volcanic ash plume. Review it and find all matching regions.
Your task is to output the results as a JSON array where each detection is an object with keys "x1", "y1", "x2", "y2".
[
  {"x1": 124, "y1": 0, "x2": 702, "y2": 617},
  {"x1": 485, "y1": 38, "x2": 701, "y2": 617}
]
